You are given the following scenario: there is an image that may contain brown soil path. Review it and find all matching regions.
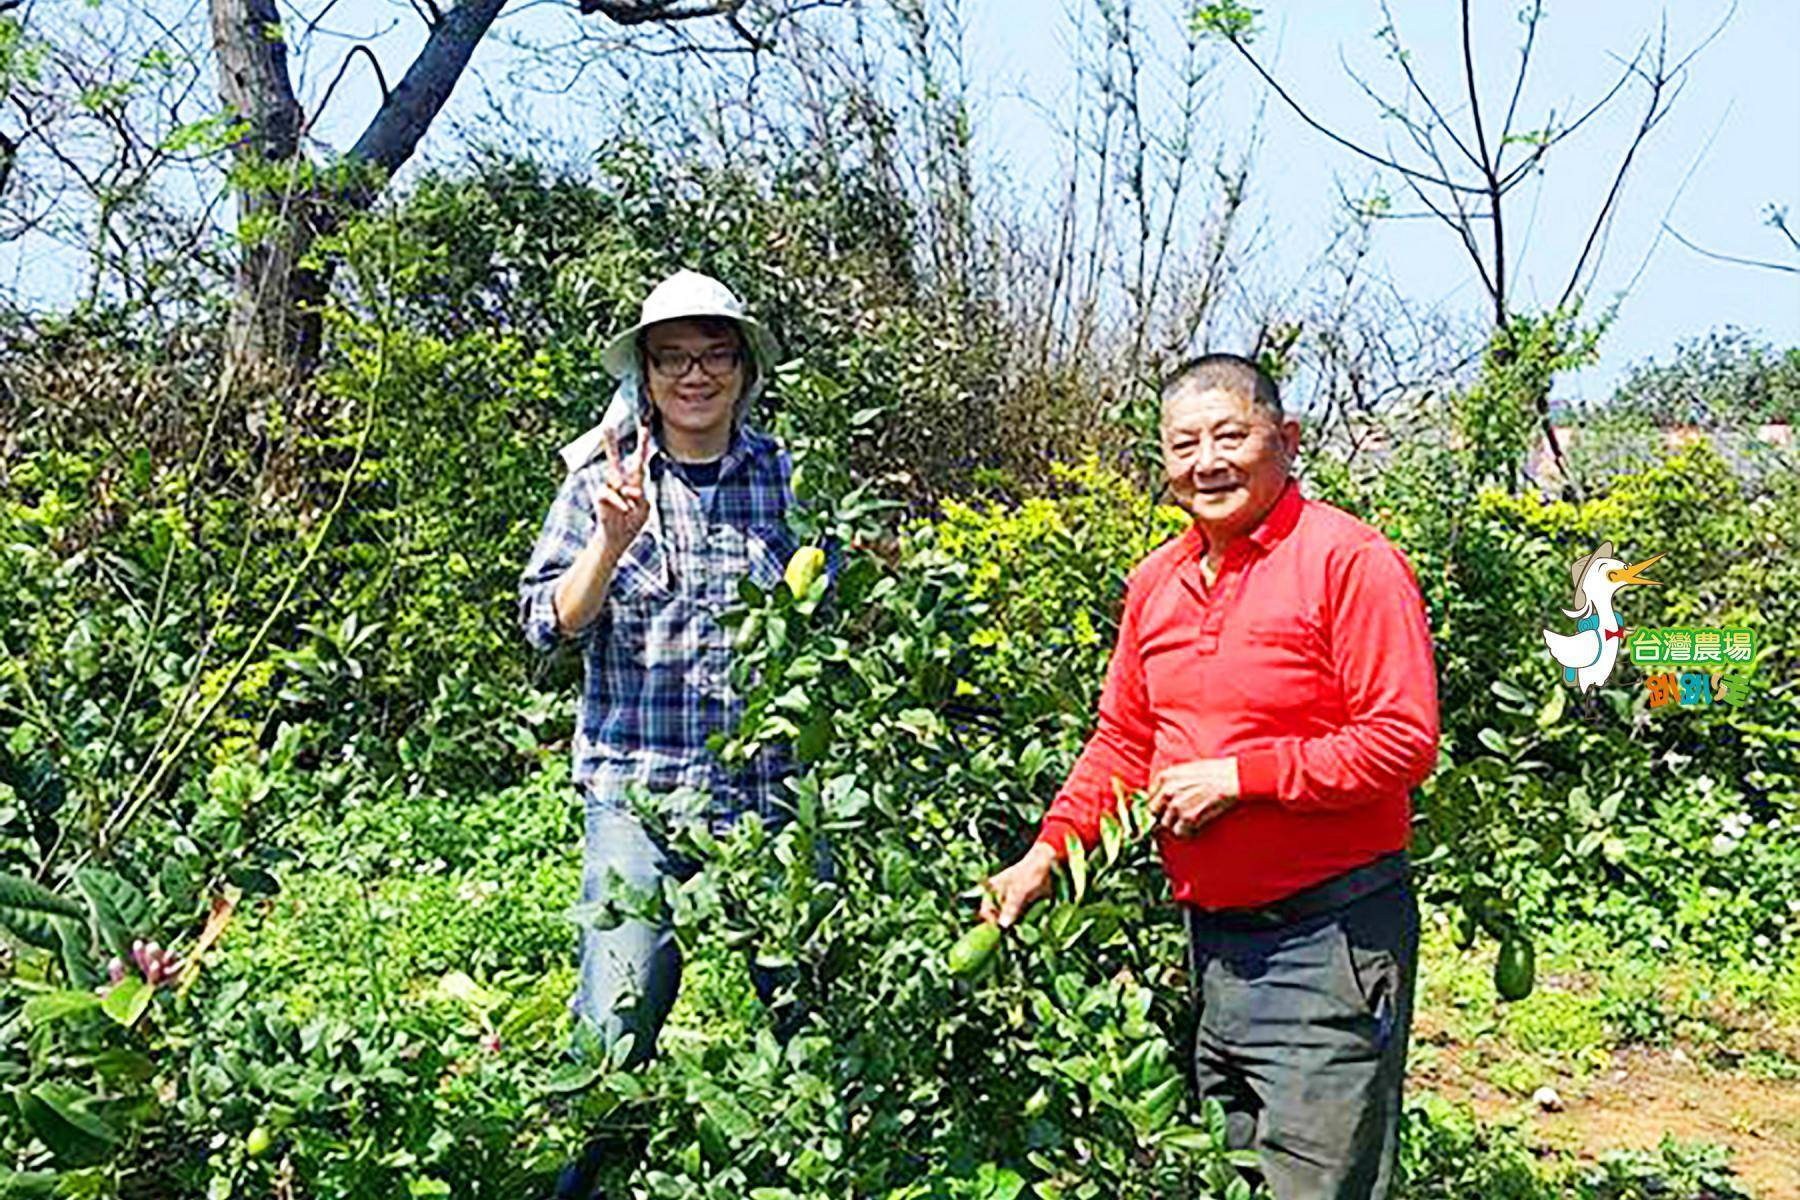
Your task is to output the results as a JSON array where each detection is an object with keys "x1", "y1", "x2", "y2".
[{"x1": 1412, "y1": 1026, "x2": 1800, "y2": 1198}]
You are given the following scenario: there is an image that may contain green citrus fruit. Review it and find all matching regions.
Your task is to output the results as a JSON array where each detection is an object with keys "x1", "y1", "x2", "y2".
[
  {"x1": 947, "y1": 922, "x2": 1002, "y2": 978},
  {"x1": 1495, "y1": 935, "x2": 1536, "y2": 1002}
]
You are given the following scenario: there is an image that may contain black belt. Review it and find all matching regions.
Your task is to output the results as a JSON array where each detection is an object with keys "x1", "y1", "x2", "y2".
[{"x1": 1184, "y1": 851, "x2": 1410, "y2": 933}]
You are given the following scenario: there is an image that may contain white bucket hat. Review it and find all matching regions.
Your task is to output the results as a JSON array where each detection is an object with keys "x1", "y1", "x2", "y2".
[
  {"x1": 557, "y1": 269, "x2": 779, "y2": 485},
  {"x1": 598, "y1": 268, "x2": 780, "y2": 380}
]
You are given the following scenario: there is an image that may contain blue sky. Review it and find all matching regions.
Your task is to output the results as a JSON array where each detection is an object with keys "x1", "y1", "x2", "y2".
[
  {"x1": 286, "y1": 0, "x2": 1800, "y2": 402},
  {"x1": 14, "y1": 1, "x2": 1799, "y2": 405},
  {"x1": 956, "y1": 0, "x2": 1800, "y2": 403}
]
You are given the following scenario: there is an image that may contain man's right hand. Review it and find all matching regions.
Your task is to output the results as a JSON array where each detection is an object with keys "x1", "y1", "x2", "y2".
[
  {"x1": 587, "y1": 421, "x2": 652, "y2": 554},
  {"x1": 979, "y1": 842, "x2": 1058, "y2": 929}
]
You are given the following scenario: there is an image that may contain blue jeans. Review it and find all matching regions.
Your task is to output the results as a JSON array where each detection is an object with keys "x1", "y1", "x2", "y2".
[{"x1": 572, "y1": 799, "x2": 790, "y2": 1065}]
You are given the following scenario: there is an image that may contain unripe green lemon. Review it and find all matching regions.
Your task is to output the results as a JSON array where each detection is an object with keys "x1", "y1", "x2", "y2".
[
  {"x1": 947, "y1": 922, "x2": 1002, "y2": 978},
  {"x1": 1495, "y1": 935, "x2": 1536, "y2": 1002}
]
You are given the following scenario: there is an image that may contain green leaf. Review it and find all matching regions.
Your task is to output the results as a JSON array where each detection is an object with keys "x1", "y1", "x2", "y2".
[
  {"x1": 18, "y1": 1084, "x2": 117, "y2": 1166},
  {"x1": 1191, "y1": 1, "x2": 1261, "y2": 42},
  {"x1": 55, "y1": 917, "x2": 102, "y2": 991},
  {"x1": 1476, "y1": 728, "x2": 1510, "y2": 756},
  {"x1": 1064, "y1": 832, "x2": 1087, "y2": 905},
  {"x1": 1143, "y1": 1075, "x2": 1183, "y2": 1128},
  {"x1": 974, "y1": 1165, "x2": 1026, "y2": 1200},
  {"x1": 408, "y1": 1181, "x2": 451, "y2": 1198},
  {"x1": 101, "y1": 976, "x2": 153, "y2": 1028},
  {"x1": 794, "y1": 711, "x2": 834, "y2": 763},
  {"x1": 22, "y1": 990, "x2": 102, "y2": 1027},
  {"x1": 1489, "y1": 679, "x2": 1529, "y2": 705},
  {"x1": 543, "y1": 1060, "x2": 603, "y2": 1094},
  {"x1": 1125, "y1": 790, "x2": 1153, "y2": 841},
  {"x1": 694, "y1": 1081, "x2": 757, "y2": 1140},
  {"x1": 225, "y1": 866, "x2": 279, "y2": 895},
  {"x1": 85, "y1": 1049, "x2": 157, "y2": 1086},
  {"x1": 1155, "y1": 1125, "x2": 1217, "y2": 1154},
  {"x1": 1099, "y1": 815, "x2": 1123, "y2": 870},
  {"x1": 0, "y1": 1167, "x2": 61, "y2": 1198},
  {"x1": 1536, "y1": 686, "x2": 1567, "y2": 729},
  {"x1": 0, "y1": 871, "x2": 86, "y2": 951},
  {"x1": 74, "y1": 868, "x2": 151, "y2": 959},
  {"x1": 437, "y1": 970, "x2": 499, "y2": 1010}
]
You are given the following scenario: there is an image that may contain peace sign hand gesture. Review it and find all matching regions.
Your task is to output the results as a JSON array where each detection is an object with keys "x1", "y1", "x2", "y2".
[{"x1": 585, "y1": 421, "x2": 652, "y2": 556}]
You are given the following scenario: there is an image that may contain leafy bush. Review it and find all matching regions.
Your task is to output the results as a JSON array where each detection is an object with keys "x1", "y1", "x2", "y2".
[
  {"x1": 2, "y1": 137, "x2": 1790, "y2": 1194},
  {"x1": 1308, "y1": 434, "x2": 1800, "y2": 968},
  {"x1": 557, "y1": 526, "x2": 1262, "y2": 1197}
]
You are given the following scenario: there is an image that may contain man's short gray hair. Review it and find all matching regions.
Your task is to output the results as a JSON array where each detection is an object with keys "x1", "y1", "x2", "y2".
[{"x1": 1159, "y1": 352, "x2": 1282, "y2": 419}]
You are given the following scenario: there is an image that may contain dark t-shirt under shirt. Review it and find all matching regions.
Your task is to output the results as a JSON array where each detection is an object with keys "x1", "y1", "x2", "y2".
[{"x1": 667, "y1": 457, "x2": 722, "y2": 489}]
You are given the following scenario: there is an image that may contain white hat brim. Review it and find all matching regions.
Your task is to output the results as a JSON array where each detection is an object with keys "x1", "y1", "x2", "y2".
[{"x1": 600, "y1": 311, "x2": 780, "y2": 380}]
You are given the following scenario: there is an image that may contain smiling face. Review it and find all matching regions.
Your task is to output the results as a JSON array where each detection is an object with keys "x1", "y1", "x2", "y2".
[
  {"x1": 1161, "y1": 383, "x2": 1301, "y2": 546},
  {"x1": 640, "y1": 317, "x2": 748, "y2": 447}
]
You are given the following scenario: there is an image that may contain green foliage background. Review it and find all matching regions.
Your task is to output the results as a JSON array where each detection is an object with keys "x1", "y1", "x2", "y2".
[{"x1": 0, "y1": 143, "x2": 1794, "y2": 1197}]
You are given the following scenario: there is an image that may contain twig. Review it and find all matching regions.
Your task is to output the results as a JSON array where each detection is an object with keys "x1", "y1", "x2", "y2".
[
  {"x1": 308, "y1": 44, "x2": 391, "y2": 135},
  {"x1": 1662, "y1": 224, "x2": 1800, "y2": 275},
  {"x1": 97, "y1": 293, "x2": 391, "y2": 853}
]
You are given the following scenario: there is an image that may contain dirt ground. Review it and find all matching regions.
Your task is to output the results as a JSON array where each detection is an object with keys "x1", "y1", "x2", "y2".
[{"x1": 1411, "y1": 1015, "x2": 1800, "y2": 1199}]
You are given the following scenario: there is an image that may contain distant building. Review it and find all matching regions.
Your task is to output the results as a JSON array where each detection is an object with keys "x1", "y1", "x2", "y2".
[
  {"x1": 1309, "y1": 408, "x2": 1792, "y2": 492},
  {"x1": 1527, "y1": 422, "x2": 1792, "y2": 490}
]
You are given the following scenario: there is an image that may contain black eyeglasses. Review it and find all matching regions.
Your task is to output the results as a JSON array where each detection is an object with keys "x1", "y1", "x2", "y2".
[{"x1": 645, "y1": 346, "x2": 744, "y2": 379}]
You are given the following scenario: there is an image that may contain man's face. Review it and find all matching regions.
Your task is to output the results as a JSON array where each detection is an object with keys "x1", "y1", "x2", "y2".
[
  {"x1": 1161, "y1": 384, "x2": 1300, "y2": 543},
  {"x1": 642, "y1": 319, "x2": 746, "y2": 443}
]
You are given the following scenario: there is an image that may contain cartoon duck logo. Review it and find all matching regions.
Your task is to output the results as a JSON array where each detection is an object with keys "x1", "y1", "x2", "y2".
[{"x1": 1542, "y1": 542, "x2": 1664, "y2": 692}]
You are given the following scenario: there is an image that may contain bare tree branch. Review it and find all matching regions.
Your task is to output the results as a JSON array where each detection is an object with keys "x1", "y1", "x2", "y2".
[
  {"x1": 1556, "y1": 27, "x2": 1680, "y2": 309},
  {"x1": 1495, "y1": 0, "x2": 1543, "y2": 158},
  {"x1": 1459, "y1": 0, "x2": 1504, "y2": 323},
  {"x1": 580, "y1": 0, "x2": 741, "y2": 24},
  {"x1": 347, "y1": 0, "x2": 506, "y2": 178},
  {"x1": 1768, "y1": 206, "x2": 1799, "y2": 253},
  {"x1": 1214, "y1": 30, "x2": 1491, "y2": 197},
  {"x1": 0, "y1": 130, "x2": 16, "y2": 207},
  {"x1": 1374, "y1": 0, "x2": 1481, "y2": 172},
  {"x1": 1663, "y1": 222, "x2": 1800, "y2": 275},
  {"x1": 298, "y1": 0, "x2": 350, "y2": 41},
  {"x1": 725, "y1": 10, "x2": 770, "y2": 50},
  {"x1": 1334, "y1": 52, "x2": 1493, "y2": 304},
  {"x1": 308, "y1": 43, "x2": 391, "y2": 136}
]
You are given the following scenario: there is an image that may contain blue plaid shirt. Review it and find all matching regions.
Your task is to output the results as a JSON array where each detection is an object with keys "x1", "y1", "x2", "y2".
[{"x1": 518, "y1": 426, "x2": 799, "y2": 821}]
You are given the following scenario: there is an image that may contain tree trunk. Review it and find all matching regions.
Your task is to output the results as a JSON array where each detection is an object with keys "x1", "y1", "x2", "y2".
[
  {"x1": 210, "y1": 0, "x2": 513, "y2": 387},
  {"x1": 209, "y1": 0, "x2": 762, "y2": 386},
  {"x1": 211, "y1": 0, "x2": 321, "y2": 386}
]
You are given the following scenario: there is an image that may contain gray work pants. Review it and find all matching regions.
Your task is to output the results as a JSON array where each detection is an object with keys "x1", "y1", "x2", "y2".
[{"x1": 1185, "y1": 878, "x2": 1419, "y2": 1199}]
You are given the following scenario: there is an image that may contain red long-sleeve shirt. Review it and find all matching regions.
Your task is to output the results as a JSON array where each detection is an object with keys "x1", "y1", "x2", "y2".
[{"x1": 1036, "y1": 481, "x2": 1440, "y2": 910}]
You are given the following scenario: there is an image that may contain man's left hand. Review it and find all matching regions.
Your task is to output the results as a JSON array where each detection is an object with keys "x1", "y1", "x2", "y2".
[{"x1": 1147, "y1": 758, "x2": 1240, "y2": 838}]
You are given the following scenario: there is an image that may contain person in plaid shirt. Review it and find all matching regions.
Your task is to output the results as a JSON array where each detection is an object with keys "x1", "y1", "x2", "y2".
[{"x1": 518, "y1": 271, "x2": 800, "y2": 1116}]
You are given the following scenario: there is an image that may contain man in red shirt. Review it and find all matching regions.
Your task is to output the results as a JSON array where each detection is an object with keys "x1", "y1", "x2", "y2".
[{"x1": 982, "y1": 353, "x2": 1439, "y2": 1198}]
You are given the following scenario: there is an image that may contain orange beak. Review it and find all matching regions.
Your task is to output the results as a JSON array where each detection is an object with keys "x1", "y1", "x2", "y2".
[{"x1": 1607, "y1": 553, "x2": 1664, "y2": 588}]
